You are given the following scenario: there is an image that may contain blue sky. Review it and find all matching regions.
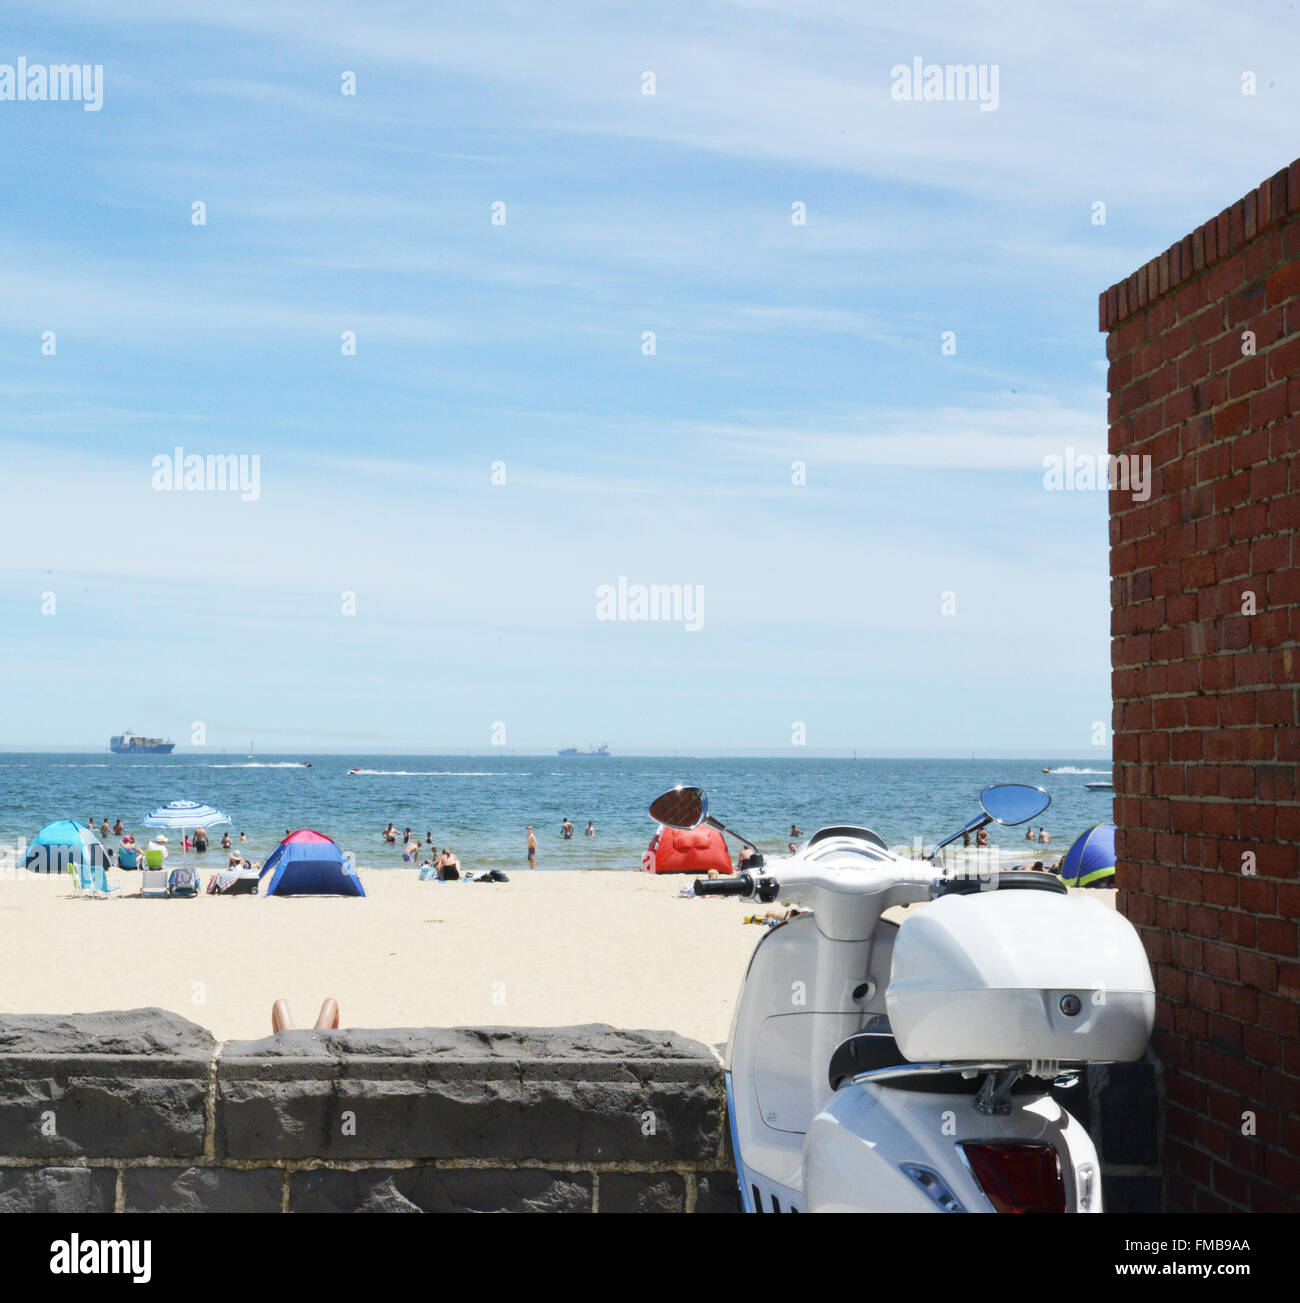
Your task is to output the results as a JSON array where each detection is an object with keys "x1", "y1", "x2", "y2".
[{"x1": 3, "y1": 1, "x2": 1298, "y2": 754}]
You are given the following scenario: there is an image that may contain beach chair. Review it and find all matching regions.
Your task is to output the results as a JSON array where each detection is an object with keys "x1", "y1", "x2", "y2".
[
  {"x1": 68, "y1": 856, "x2": 119, "y2": 899},
  {"x1": 118, "y1": 846, "x2": 141, "y2": 870},
  {"x1": 166, "y1": 865, "x2": 200, "y2": 898},
  {"x1": 140, "y1": 848, "x2": 169, "y2": 898}
]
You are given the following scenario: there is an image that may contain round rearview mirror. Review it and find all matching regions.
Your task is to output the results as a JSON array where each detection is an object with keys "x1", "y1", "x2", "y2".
[
  {"x1": 649, "y1": 786, "x2": 707, "y2": 829},
  {"x1": 980, "y1": 783, "x2": 1051, "y2": 826}
]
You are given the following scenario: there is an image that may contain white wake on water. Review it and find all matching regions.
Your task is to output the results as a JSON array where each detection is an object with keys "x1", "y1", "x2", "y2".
[{"x1": 347, "y1": 770, "x2": 501, "y2": 777}]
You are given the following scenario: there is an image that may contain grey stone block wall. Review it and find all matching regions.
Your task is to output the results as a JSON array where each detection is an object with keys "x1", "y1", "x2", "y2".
[
  {"x1": 0, "y1": 1011, "x2": 1163, "y2": 1213},
  {"x1": 215, "y1": 1025, "x2": 723, "y2": 1164},
  {"x1": 0, "y1": 1009, "x2": 213, "y2": 1160},
  {"x1": 0, "y1": 1013, "x2": 729, "y2": 1213}
]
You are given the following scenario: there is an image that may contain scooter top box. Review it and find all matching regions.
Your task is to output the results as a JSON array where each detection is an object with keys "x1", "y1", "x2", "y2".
[{"x1": 885, "y1": 889, "x2": 1155, "y2": 1065}]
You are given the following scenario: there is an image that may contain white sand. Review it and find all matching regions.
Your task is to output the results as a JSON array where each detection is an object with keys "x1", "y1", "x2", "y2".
[
  {"x1": 0, "y1": 869, "x2": 764, "y2": 1045},
  {"x1": 0, "y1": 870, "x2": 1115, "y2": 1046}
]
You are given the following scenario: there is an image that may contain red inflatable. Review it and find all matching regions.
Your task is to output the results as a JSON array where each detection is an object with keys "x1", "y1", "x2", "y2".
[{"x1": 642, "y1": 825, "x2": 733, "y2": 874}]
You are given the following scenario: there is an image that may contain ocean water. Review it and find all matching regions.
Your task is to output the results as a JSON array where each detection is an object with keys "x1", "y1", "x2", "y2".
[{"x1": 0, "y1": 754, "x2": 1114, "y2": 875}]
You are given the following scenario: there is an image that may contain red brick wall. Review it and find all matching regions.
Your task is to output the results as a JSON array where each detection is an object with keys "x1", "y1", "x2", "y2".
[{"x1": 1100, "y1": 161, "x2": 1300, "y2": 1213}]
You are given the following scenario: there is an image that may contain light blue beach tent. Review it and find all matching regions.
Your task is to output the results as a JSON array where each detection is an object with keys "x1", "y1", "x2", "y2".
[{"x1": 23, "y1": 820, "x2": 113, "y2": 891}]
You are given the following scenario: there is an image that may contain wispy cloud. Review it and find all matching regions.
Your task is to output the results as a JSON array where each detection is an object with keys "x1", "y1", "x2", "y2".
[
  {"x1": 693, "y1": 396, "x2": 1106, "y2": 472},
  {"x1": 0, "y1": 0, "x2": 1270, "y2": 750}
]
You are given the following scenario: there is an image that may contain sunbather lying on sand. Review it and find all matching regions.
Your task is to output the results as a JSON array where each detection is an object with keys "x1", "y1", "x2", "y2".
[
  {"x1": 272, "y1": 998, "x2": 340, "y2": 1033},
  {"x1": 744, "y1": 906, "x2": 808, "y2": 926}
]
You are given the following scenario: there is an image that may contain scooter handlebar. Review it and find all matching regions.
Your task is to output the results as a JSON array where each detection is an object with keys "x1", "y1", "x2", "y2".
[{"x1": 693, "y1": 873, "x2": 754, "y2": 898}]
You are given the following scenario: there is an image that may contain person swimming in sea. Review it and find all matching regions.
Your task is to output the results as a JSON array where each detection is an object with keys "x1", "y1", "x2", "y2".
[
  {"x1": 585, "y1": 820, "x2": 594, "y2": 837},
  {"x1": 561, "y1": 818, "x2": 574, "y2": 840}
]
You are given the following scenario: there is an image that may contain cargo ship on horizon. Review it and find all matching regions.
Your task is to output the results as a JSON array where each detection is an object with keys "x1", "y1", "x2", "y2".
[
  {"x1": 557, "y1": 743, "x2": 610, "y2": 757},
  {"x1": 109, "y1": 731, "x2": 175, "y2": 755}
]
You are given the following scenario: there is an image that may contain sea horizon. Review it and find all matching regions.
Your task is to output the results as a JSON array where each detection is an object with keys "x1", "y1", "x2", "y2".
[{"x1": 0, "y1": 753, "x2": 1115, "y2": 877}]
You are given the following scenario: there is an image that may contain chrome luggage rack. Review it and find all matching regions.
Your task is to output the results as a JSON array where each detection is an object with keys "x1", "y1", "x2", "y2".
[{"x1": 851, "y1": 1059, "x2": 1082, "y2": 1115}]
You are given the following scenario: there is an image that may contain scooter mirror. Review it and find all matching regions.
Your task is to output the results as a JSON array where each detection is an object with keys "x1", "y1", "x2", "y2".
[
  {"x1": 980, "y1": 783, "x2": 1051, "y2": 826},
  {"x1": 649, "y1": 786, "x2": 708, "y2": 829}
]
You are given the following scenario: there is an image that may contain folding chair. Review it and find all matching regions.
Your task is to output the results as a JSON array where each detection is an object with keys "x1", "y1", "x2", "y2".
[
  {"x1": 140, "y1": 848, "x2": 169, "y2": 898},
  {"x1": 69, "y1": 855, "x2": 119, "y2": 899}
]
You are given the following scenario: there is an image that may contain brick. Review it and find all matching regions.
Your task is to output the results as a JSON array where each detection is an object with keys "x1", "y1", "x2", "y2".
[
  {"x1": 1266, "y1": 335, "x2": 1300, "y2": 383},
  {"x1": 1266, "y1": 258, "x2": 1300, "y2": 305},
  {"x1": 1259, "y1": 918, "x2": 1300, "y2": 958}
]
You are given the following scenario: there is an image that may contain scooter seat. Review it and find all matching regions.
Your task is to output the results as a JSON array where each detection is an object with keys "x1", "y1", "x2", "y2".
[{"x1": 828, "y1": 1019, "x2": 909, "y2": 1090}]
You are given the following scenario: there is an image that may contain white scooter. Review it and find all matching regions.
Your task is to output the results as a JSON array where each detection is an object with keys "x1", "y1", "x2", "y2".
[{"x1": 648, "y1": 783, "x2": 1155, "y2": 1213}]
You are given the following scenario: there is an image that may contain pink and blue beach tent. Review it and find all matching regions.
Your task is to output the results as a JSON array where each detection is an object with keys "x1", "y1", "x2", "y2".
[
  {"x1": 259, "y1": 829, "x2": 365, "y2": 898},
  {"x1": 1060, "y1": 823, "x2": 1117, "y2": 889}
]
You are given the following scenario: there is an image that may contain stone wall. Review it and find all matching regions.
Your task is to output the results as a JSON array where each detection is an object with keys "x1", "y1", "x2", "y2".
[
  {"x1": 1100, "y1": 157, "x2": 1300, "y2": 1213},
  {"x1": 0, "y1": 1010, "x2": 1159, "y2": 1212}
]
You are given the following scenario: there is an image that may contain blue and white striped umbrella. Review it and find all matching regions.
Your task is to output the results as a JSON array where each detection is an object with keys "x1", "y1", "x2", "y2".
[{"x1": 142, "y1": 800, "x2": 231, "y2": 830}]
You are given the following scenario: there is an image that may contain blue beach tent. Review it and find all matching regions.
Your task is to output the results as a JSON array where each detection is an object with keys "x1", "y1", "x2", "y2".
[
  {"x1": 259, "y1": 830, "x2": 365, "y2": 898},
  {"x1": 23, "y1": 820, "x2": 113, "y2": 892},
  {"x1": 1060, "y1": 823, "x2": 1117, "y2": 889}
]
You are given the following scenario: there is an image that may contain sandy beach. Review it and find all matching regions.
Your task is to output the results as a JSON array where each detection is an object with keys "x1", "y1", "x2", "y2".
[
  {"x1": 0, "y1": 869, "x2": 768, "y2": 1045},
  {"x1": 0, "y1": 867, "x2": 1116, "y2": 1046}
]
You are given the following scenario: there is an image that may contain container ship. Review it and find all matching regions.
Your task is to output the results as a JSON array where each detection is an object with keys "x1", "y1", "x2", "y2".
[
  {"x1": 109, "y1": 731, "x2": 175, "y2": 755},
  {"x1": 557, "y1": 743, "x2": 610, "y2": 757}
]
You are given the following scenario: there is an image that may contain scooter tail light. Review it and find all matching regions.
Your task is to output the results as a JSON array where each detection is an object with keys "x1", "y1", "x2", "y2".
[
  {"x1": 1076, "y1": 1161, "x2": 1100, "y2": 1213},
  {"x1": 958, "y1": 1142, "x2": 1066, "y2": 1214}
]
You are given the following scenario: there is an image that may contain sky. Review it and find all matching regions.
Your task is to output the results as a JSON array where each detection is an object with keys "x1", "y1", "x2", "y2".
[{"x1": 3, "y1": 1, "x2": 1298, "y2": 755}]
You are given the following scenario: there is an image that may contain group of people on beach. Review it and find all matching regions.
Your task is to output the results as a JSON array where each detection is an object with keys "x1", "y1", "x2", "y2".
[
  {"x1": 377, "y1": 816, "x2": 596, "y2": 876},
  {"x1": 382, "y1": 824, "x2": 464, "y2": 880},
  {"x1": 526, "y1": 818, "x2": 594, "y2": 868},
  {"x1": 957, "y1": 824, "x2": 1051, "y2": 849},
  {"x1": 88, "y1": 816, "x2": 260, "y2": 872}
]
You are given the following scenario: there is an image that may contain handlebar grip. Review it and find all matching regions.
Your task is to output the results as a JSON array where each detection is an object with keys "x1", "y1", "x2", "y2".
[{"x1": 693, "y1": 873, "x2": 754, "y2": 898}]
